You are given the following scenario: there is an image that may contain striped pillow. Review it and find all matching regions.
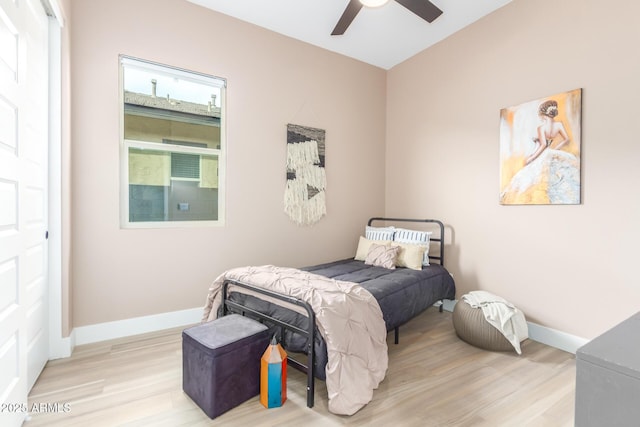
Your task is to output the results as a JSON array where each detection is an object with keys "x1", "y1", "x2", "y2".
[
  {"x1": 393, "y1": 228, "x2": 432, "y2": 265},
  {"x1": 365, "y1": 243, "x2": 400, "y2": 270},
  {"x1": 365, "y1": 226, "x2": 395, "y2": 241}
]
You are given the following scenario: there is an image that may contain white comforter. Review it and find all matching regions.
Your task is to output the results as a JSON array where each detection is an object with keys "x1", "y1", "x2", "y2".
[{"x1": 202, "y1": 265, "x2": 388, "y2": 415}]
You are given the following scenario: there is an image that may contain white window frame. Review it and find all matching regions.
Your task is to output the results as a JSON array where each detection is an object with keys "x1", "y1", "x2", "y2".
[{"x1": 119, "y1": 56, "x2": 226, "y2": 228}]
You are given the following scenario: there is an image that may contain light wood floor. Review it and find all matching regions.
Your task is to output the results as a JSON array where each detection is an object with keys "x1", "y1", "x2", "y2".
[{"x1": 26, "y1": 309, "x2": 576, "y2": 426}]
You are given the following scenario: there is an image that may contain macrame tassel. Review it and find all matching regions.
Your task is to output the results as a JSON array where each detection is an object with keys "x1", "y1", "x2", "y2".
[
  {"x1": 287, "y1": 140, "x2": 320, "y2": 170},
  {"x1": 295, "y1": 165, "x2": 326, "y2": 192},
  {"x1": 284, "y1": 180, "x2": 326, "y2": 225}
]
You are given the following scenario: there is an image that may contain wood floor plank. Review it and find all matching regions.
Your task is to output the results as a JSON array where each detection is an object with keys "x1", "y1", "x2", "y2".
[{"x1": 26, "y1": 309, "x2": 576, "y2": 426}]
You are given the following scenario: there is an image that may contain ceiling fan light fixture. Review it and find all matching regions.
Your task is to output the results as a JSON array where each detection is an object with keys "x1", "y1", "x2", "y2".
[
  {"x1": 359, "y1": 0, "x2": 390, "y2": 8},
  {"x1": 332, "y1": 0, "x2": 443, "y2": 36}
]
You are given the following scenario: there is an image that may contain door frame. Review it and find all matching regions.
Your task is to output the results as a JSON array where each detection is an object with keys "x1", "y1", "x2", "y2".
[{"x1": 44, "y1": 0, "x2": 71, "y2": 361}]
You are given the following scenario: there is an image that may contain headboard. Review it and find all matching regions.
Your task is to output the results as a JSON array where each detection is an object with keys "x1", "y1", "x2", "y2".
[{"x1": 367, "y1": 217, "x2": 446, "y2": 266}]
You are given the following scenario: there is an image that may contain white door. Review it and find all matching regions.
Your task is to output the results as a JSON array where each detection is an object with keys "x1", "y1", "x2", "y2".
[{"x1": 0, "y1": 0, "x2": 49, "y2": 424}]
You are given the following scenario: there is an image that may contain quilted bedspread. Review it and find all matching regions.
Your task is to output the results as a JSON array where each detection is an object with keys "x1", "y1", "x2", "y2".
[{"x1": 202, "y1": 265, "x2": 388, "y2": 415}]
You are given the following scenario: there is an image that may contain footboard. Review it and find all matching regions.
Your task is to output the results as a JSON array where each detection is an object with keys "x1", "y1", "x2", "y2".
[{"x1": 221, "y1": 279, "x2": 317, "y2": 408}]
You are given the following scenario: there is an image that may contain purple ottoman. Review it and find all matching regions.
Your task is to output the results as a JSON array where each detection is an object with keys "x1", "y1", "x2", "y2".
[{"x1": 182, "y1": 314, "x2": 270, "y2": 419}]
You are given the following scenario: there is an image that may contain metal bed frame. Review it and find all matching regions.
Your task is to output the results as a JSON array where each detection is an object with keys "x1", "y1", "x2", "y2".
[
  {"x1": 220, "y1": 218, "x2": 447, "y2": 409},
  {"x1": 367, "y1": 217, "x2": 445, "y2": 266}
]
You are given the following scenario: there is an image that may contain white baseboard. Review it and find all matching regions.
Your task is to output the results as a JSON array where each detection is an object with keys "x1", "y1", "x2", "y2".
[
  {"x1": 526, "y1": 322, "x2": 589, "y2": 354},
  {"x1": 441, "y1": 299, "x2": 456, "y2": 313},
  {"x1": 73, "y1": 307, "x2": 202, "y2": 346},
  {"x1": 442, "y1": 299, "x2": 588, "y2": 354},
  {"x1": 69, "y1": 301, "x2": 589, "y2": 355},
  {"x1": 48, "y1": 332, "x2": 75, "y2": 360}
]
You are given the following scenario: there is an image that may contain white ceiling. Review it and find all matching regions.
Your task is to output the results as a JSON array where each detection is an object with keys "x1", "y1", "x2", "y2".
[{"x1": 187, "y1": 0, "x2": 513, "y2": 70}]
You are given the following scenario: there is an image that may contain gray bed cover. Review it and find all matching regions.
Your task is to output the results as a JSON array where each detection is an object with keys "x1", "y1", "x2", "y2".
[{"x1": 227, "y1": 258, "x2": 456, "y2": 379}]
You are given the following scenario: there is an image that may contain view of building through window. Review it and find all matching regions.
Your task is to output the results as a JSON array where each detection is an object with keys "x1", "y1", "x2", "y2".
[{"x1": 120, "y1": 56, "x2": 225, "y2": 226}]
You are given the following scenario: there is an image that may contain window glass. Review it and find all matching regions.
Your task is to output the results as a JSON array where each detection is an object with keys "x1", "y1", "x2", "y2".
[{"x1": 120, "y1": 56, "x2": 225, "y2": 226}]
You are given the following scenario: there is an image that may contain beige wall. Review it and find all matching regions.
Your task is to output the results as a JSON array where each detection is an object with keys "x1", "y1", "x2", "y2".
[
  {"x1": 67, "y1": 0, "x2": 639, "y2": 340},
  {"x1": 386, "y1": 0, "x2": 640, "y2": 339},
  {"x1": 68, "y1": 0, "x2": 386, "y2": 326}
]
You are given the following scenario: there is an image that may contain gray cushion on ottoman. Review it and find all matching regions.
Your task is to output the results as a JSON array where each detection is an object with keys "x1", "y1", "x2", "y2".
[{"x1": 182, "y1": 314, "x2": 270, "y2": 419}]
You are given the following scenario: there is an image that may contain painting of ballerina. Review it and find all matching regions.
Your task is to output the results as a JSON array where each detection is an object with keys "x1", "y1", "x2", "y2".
[{"x1": 499, "y1": 88, "x2": 582, "y2": 205}]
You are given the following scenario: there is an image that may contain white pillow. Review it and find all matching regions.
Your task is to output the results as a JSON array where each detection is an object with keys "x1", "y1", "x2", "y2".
[
  {"x1": 365, "y1": 225, "x2": 395, "y2": 241},
  {"x1": 393, "y1": 228, "x2": 432, "y2": 265},
  {"x1": 391, "y1": 242, "x2": 427, "y2": 270}
]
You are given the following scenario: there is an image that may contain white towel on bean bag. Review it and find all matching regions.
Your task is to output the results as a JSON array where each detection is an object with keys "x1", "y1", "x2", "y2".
[{"x1": 462, "y1": 291, "x2": 528, "y2": 354}]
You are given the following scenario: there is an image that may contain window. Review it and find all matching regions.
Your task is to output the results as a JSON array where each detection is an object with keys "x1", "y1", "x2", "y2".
[{"x1": 120, "y1": 56, "x2": 225, "y2": 227}]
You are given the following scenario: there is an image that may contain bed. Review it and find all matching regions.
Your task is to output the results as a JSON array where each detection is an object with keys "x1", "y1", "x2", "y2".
[{"x1": 202, "y1": 218, "x2": 456, "y2": 414}]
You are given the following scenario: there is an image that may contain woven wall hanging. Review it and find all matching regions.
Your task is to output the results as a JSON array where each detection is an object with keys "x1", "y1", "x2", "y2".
[{"x1": 284, "y1": 124, "x2": 326, "y2": 225}]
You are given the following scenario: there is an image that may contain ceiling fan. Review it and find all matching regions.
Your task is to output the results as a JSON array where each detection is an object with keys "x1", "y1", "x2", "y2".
[{"x1": 331, "y1": 0, "x2": 443, "y2": 35}]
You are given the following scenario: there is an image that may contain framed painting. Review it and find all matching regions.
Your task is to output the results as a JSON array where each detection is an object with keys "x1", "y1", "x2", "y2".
[{"x1": 499, "y1": 88, "x2": 582, "y2": 205}]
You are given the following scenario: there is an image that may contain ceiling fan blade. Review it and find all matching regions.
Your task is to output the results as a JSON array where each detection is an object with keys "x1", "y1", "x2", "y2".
[
  {"x1": 331, "y1": 0, "x2": 363, "y2": 35},
  {"x1": 395, "y1": 0, "x2": 443, "y2": 23}
]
